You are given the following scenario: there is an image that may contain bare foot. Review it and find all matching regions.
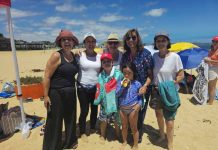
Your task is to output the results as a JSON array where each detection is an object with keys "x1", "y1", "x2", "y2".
[
  {"x1": 156, "y1": 136, "x2": 165, "y2": 144},
  {"x1": 132, "y1": 146, "x2": 138, "y2": 150},
  {"x1": 81, "y1": 134, "x2": 88, "y2": 143},
  {"x1": 208, "y1": 100, "x2": 214, "y2": 105},
  {"x1": 99, "y1": 136, "x2": 105, "y2": 144},
  {"x1": 120, "y1": 142, "x2": 127, "y2": 150}
]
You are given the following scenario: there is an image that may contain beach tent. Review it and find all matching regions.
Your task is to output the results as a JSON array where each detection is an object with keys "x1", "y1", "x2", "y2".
[{"x1": 0, "y1": 0, "x2": 29, "y2": 137}]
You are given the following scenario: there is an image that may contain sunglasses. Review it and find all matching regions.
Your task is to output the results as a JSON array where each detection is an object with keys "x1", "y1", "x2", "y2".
[
  {"x1": 212, "y1": 40, "x2": 218, "y2": 44},
  {"x1": 108, "y1": 42, "x2": 119, "y2": 45},
  {"x1": 61, "y1": 38, "x2": 73, "y2": 42},
  {"x1": 126, "y1": 36, "x2": 137, "y2": 41},
  {"x1": 102, "y1": 60, "x2": 112, "y2": 64}
]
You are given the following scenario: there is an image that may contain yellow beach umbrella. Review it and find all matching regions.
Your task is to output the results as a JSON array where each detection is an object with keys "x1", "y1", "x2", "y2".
[
  {"x1": 169, "y1": 42, "x2": 199, "y2": 52},
  {"x1": 94, "y1": 47, "x2": 103, "y2": 54}
]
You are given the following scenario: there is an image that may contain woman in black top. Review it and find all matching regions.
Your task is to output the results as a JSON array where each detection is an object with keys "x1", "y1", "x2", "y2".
[{"x1": 43, "y1": 30, "x2": 79, "y2": 150}]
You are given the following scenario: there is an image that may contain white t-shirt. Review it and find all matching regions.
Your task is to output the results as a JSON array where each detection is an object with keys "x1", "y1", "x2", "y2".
[
  {"x1": 153, "y1": 52, "x2": 183, "y2": 89},
  {"x1": 77, "y1": 52, "x2": 101, "y2": 86}
]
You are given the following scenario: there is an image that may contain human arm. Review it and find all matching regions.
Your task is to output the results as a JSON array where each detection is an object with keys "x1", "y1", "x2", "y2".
[{"x1": 43, "y1": 52, "x2": 61, "y2": 109}]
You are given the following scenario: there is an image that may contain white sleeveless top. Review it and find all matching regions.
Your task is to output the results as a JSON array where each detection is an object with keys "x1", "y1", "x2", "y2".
[{"x1": 77, "y1": 52, "x2": 101, "y2": 86}]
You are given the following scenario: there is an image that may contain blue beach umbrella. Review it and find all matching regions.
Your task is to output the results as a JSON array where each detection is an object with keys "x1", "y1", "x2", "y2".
[{"x1": 177, "y1": 48, "x2": 208, "y2": 69}]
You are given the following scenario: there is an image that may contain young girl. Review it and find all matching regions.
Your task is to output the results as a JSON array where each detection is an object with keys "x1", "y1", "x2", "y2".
[
  {"x1": 116, "y1": 62, "x2": 143, "y2": 150},
  {"x1": 94, "y1": 53, "x2": 123, "y2": 143}
]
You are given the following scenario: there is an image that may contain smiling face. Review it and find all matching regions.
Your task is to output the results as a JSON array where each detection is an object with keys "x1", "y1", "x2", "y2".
[
  {"x1": 60, "y1": 37, "x2": 75, "y2": 50},
  {"x1": 212, "y1": 40, "x2": 218, "y2": 50},
  {"x1": 155, "y1": 36, "x2": 169, "y2": 51},
  {"x1": 126, "y1": 31, "x2": 138, "y2": 50},
  {"x1": 107, "y1": 41, "x2": 120, "y2": 53},
  {"x1": 101, "y1": 58, "x2": 113, "y2": 73},
  {"x1": 84, "y1": 36, "x2": 96, "y2": 52},
  {"x1": 122, "y1": 67, "x2": 134, "y2": 81}
]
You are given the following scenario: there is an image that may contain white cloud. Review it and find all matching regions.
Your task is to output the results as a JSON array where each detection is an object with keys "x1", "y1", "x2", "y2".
[
  {"x1": 144, "y1": 8, "x2": 167, "y2": 17},
  {"x1": 55, "y1": 3, "x2": 87, "y2": 13},
  {"x1": 42, "y1": 16, "x2": 65, "y2": 26},
  {"x1": 144, "y1": 1, "x2": 158, "y2": 7},
  {"x1": 11, "y1": 8, "x2": 42, "y2": 18},
  {"x1": 45, "y1": 0, "x2": 57, "y2": 5},
  {"x1": 110, "y1": 3, "x2": 119, "y2": 8},
  {"x1": 99, "y1": 14, "x2": 133, "y2": 22}
]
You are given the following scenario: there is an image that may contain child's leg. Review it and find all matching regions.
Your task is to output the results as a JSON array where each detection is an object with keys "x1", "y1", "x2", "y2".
[
  {"x1": 119, "y1": 110, "x2": 128, "y2": 150},
  {"x1": 100, "y1": 120, "x2": 107, "y2": 143},
  {"x1": 129, "y1": 109, "x2": 139, "y2": 149}
]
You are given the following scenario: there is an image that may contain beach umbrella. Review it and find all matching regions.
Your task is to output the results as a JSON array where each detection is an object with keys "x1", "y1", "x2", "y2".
[
  {"x1": 169, "y1": 42, "x2": 199, "y2": 52},
  {"x1": 0, "y1": 0, "x2": 29, "y2": 138},
  {"x1": 177, "y1": 48, "x2": 208, "y2": 69}
]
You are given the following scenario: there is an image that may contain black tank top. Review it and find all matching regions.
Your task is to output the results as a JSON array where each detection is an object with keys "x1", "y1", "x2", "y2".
[{"x1": 50, "y1": 50, "x2": 79, "y2": 89}]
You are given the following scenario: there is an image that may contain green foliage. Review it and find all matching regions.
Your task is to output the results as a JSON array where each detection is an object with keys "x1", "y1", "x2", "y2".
[{"x1": 19, "y1": 76, "x2": 43, "y2": 85}]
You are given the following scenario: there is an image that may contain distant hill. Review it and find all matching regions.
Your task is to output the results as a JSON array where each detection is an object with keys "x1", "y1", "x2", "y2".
[{"x1": 193, "y1": 43, "x2": 211, "y2": 50}]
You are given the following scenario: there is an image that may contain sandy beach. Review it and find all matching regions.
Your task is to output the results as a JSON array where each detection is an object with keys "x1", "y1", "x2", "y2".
[{"x1": 0, "y1": 49, "x2": 218, "y2": 150}]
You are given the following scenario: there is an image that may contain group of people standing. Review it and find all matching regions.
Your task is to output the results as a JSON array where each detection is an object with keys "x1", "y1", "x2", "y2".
[{"x1": 42, "y1": 28, "x2": 218, "y2": 150}]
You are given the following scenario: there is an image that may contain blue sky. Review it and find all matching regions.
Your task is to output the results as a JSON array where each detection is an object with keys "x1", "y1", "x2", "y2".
[{"x1": 0, "y1": 0, "x2": 218, "y2": 43}]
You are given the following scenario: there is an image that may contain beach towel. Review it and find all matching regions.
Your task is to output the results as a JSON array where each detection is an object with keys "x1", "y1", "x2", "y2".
[
  {"x1": 0, "y1": 106, "x2": 22, "y2": 135},
  {"x1": 158, "y1": 81, "x2": 180, "y2": 111},
  {"x1": 192, "y1": 62, "x2": 209, "y2": 104}
]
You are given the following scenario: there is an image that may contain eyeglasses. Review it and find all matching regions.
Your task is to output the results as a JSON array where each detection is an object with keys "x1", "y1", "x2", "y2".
[
  {"x1": 126, "y1": 36, "x2": 137, "y2": 41},
  {"x1": 108, "y1": 42, "x2": 119, "y2": 45},
  {"x1": 102, "y1": 60, "x2": 112, "y2": 64},
  {"x1": 61, "y1": 38, "x2": 73, "y2": 42}
]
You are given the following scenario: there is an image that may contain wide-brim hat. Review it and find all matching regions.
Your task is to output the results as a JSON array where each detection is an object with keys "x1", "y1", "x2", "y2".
[
  {"x1": 100, "y1": 53, "x2": 113, "y2": 60},
  {"x1": 107, "y1": 33, "x2": 120, "y2": 42},
  {"x1": 55, "y1": 30, "x2": 79, "y2": 47}
]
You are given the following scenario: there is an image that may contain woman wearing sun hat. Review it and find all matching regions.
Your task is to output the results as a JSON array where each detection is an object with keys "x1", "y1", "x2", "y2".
[
  {"x1": 76, "y1": 32, "x2": 101, "y2": 142},
  {"x1": 204, "y1": 36, "x2": 218, "y2": 105},
  {"x1": 104, "y1": 33, "x2": 123, "y2": 69},
  {"x1": 43, "y1": 29, "x2": 79, "y2": 150}
]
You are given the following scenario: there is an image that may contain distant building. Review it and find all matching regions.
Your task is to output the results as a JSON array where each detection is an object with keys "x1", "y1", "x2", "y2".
[{"x1": 0, "y1": 33, "x2": 55, "y2": 51}]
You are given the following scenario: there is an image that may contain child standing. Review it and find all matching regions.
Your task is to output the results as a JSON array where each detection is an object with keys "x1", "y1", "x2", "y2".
[
  {"x1": 94, "y1": 53, "x2": 123, "y2": 143},
  {"x1": 116, "y1": 62, "x2": 143, "y2": 150}
]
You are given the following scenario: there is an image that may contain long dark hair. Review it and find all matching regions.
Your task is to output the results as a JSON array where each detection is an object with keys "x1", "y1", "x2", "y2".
[
  {"x1": 121, "y1": 62, "x2": 137, "y2": 80},
  {"x1": 123, "y1": 29, "x2": 144, "y2": 53}
]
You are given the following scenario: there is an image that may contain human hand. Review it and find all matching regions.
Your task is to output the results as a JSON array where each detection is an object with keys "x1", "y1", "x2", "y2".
[
  {"x1": 121, "y1": 78, "x2": 130, "y2": 87},
  {"x1": 139, "y1": 85, "x2": 147, "y2": 95},
  {"x1": 44, "y1": 96, "x2": 51, "y2": 110},
  {"x1": 204, "y1": 57, "x2": 211, "y2": 64}
]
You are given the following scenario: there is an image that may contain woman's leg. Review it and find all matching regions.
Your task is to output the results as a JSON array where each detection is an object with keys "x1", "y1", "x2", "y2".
[
  {"x1": 155, "y1": 109, "x2": 165, "y2": 142},
  {"x1": 77, "y1": 88, "x2": 89, "y2": 135},
  {"x1": 43, "y1": 89, "x2": 63, "y2": 150},
  {"x1": 208, "y1": 78, "x2": 217, "y2": 105},
  {"x1": 62, "y1": 87, "x2": 78, "y2": 148},
  {"x1": 89, "y1": 90, "x2": 98, "y2": 131},
  {"x1": 166, "y1": 120, "x2": 174, "y2": 150},
  {"x1": 129, "y1": 109, "x2": 139, "y2": 149}
]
